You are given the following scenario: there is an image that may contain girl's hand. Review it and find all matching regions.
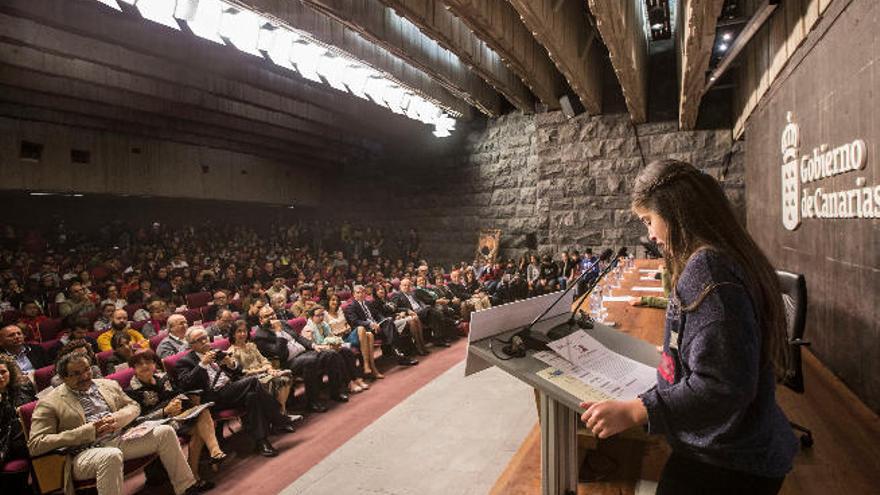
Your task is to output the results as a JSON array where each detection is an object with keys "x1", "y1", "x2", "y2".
[{"x1": 579, "y1": 399, "x2": 647, "y2": 439}]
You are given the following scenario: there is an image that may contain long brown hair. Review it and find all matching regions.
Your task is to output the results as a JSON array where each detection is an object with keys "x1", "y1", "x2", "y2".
[{"x1": 631, "y1": 159, "x2": 788, "y2": 380}]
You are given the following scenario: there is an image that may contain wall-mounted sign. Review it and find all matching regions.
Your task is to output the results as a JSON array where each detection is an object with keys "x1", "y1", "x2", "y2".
[{"x1": 781, "y1": 111, "x2": 877, "y2": 230}]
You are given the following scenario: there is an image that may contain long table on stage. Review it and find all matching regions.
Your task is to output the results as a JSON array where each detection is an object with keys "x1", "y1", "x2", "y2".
[{"x1": 468, "y1": 260, "x2": 666, "y2": 495}]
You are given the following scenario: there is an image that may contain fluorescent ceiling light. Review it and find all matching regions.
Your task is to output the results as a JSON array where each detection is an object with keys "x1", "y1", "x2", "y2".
[
  {"x1": 133, "y1": 0, "x2": 180, "y2": 30},
  {"x1": 95, "y1": 0, "x2": 123, "y2": 10},
  {"x1": 218, "y1": 6, "x2": 262, "y2": 56},
  {"x1": 175, "y1": 0, "x2": 224, "y2": 44},
  {"x1": 342, "y1": 64, "x2": 375, "y2": 100},
  {"x1": 317, "y1": 54, "x2": 351, "y2": 92},
  {"x1": 289, "y1": 41, "x2": 326, "y2": 83},
  {"x1": 259, "y1": 26, "x2": 299, "y2": 71},
  {"x1": 29, "y1": 192, "x2": 55, "y2": 196}
]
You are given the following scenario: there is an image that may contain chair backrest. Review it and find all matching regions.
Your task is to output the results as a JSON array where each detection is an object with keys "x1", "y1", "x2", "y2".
[
  {"x1": 182, "y1": 308, "x2": 202, "y2": 325},
  {"x1": 162, "y1": 351, "x2": 187, "y2": 382},
  {"x1": 210, "y1": 338, "x2": 230, "y2": 351},
  {"x1": 777, "y1": 270, "x2": 808, "y2": 393},
  {"x1": 131, "y1": 320, "x2": 147, "y2": 332},
  {"x1": 149, "y1": 332, "x2": 167, "y2": 351},
  {"x1": 17, "y1": 400, "x2": 38, "y2": 434},
  {"x1": 34, "y1": 365, "x2": 57, "y2": 392},
  {"x1": 287, "y1": 317, "x2": 307, "y2": 335},
  {"x1": 96, "y1": 350, "x2": 114, "y2": 370},
  {"x1": 123, "y1": 304, "x2": 143, "y2": 320},
  {"x1": 106, "y1": 368, "x2": 136, "y2": 389},
  {"x1": 185, "y1": 291, "x2": 212, "y2": 309},
  {"x1": 39, "y1": 318, "x2": 64, "y2": 341}
]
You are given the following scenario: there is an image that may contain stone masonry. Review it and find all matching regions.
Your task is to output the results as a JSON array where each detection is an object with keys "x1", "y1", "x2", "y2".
[{"x1": 339, "y1": 111, "x2": 743, "y2": 264}]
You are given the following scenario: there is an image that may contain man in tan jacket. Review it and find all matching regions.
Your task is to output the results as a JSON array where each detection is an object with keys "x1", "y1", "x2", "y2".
[{"x1": 27, "y1": 352, "x2": 202, "y2": 495}]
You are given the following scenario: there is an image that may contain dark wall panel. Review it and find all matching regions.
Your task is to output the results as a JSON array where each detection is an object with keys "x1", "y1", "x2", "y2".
[{"x1": 743, "y1": 0, "x2": 879, "y2": 412}]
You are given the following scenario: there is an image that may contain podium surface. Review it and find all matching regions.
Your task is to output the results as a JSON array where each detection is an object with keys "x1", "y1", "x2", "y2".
[{"x1": 468, "y1": 323, "x2": 660, "y2": 495}]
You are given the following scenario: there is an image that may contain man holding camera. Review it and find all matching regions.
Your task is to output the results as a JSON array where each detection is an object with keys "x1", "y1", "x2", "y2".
[{"x1": 173, "y1": 326, "x2": 297, "y2": 457}]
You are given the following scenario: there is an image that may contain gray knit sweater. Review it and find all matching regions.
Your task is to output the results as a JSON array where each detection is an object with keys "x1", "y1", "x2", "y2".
[{"x1": 639, "y1": 249, "x2": 798, "y2": 478}]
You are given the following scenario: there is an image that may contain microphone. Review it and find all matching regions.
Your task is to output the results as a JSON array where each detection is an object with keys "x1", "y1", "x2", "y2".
[{"x1": 501, "y1": 253, "x2": 620, "y2": 356}]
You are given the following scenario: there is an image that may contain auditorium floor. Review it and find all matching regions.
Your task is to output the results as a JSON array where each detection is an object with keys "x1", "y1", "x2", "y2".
[{"x1": 280, "y1": 360, "x2": 536, "y2": 495}]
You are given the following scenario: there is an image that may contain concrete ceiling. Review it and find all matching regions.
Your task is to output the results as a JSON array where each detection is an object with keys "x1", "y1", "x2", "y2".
[{"x1": 0, "y1": 0, "x2": 732, "y2": 170}]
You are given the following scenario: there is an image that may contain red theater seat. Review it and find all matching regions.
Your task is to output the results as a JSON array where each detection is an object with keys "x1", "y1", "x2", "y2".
[
  {"x1": 185, "y1": 291, "x2": 212, "y2": 309},
  {"x1": 38, "y1": 318, "x2": 64, "y2": 341},
  {"x1": 287, "y1": 317, "x2": 307, "y2": 335},
  {"x1": 33, "y1": 365, "x2": 56, "y2": 392}
]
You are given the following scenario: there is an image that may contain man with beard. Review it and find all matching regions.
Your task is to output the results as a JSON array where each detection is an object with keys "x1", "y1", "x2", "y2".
[{"x1": 96, "y1": 309, "x2": 149, "y2": 352}]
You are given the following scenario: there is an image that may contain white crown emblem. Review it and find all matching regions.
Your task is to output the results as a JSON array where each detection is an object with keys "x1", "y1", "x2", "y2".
[
  {"x1": 781, "y1": 111, "x2": 801, "y2": 231},
  {"x1": 781, "y1": 111, "x2": 799, "y2": 163}
]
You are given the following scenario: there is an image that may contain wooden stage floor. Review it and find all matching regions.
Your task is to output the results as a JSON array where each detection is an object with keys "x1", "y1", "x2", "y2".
[{"x1": 489, "y1": 260, "x2": 880, "y2": 494}]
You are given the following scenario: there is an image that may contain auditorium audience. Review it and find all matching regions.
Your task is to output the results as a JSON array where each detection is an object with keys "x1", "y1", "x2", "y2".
[
  {"x1": 27, "y1": 352, "x2": 202, "y2": 494},
  {"x1": 97, "y1": 309, "x2": 149, "y2": 352},
  {"x1": 126, "y1": 349, "x2": 225, "y2": 491},
  {"x1": 0, "y1": 218, "x2": 605, "y2": 492},
  {"x1": 175, "y1": 326, "x2": 297, "y2": 457},
  {"x1": 228, "y1": 319, "x2": 294, "y2": 414},
  {"x1": 0, "y1": 355, "x2": 37, "y2": 493},
  {"x1": 0, "y1": 324, "x2": 49, "y2": 373},
  {"x1": 157, "y1": 314, "x2": 190, "y2": 358}
]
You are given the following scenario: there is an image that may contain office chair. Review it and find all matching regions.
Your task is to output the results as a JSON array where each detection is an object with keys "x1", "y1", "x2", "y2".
[{"x1": 776, "y1": 270, "x2": 814, "y2": 448}]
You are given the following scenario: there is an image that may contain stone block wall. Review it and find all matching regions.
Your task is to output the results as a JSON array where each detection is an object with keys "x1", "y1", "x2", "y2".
[{"x1": 340, "y1": 111, "x2": 743, "y2": 264}]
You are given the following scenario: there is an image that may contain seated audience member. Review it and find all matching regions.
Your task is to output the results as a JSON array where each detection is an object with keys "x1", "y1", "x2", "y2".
[
  {"x1": 50, "y1": 339, "x2": 104, "y2": 388},
  {"x1": 203, "y1": 291, "x2": 230, "y2": 322},
  {"x1": 27, "y1": 352, "x2": 203, "y2": 495},
  {"x1": 430, "y1": 274, "x2": 463, "y2": 319},
  {"x1": 393, "y1": 278, "x2": 452, "y2": 348},
  {"x1": 101, "y1": 284, "x2": 127, "y2": 310},
  {"x1": 537, "y1": 254, "x2": 560, "y2": 293},
  {"x1": 447, "y1": 270, "x2": 490, "y2": 321},
  {"x1": 174, "y1": 326, "x2": 297, "y2": 457},
  {"x1": 58, "y1": 281, "x2": 96, "y2": 320},
  {"x1": 166, "y1": 273, "x2": 190, "y2": 308},
  {"x1": 94, "y1": 302, "x2": 117, "y2": 332},
  {"x1": 16, "y1": 299, "x2": 48, "y2": 343},
  {"x1": 328, "y1": 294, "x2": 382, "y2": 378},
  {"x1": 127, "y1": 279, "x2": 154, "y2": 312},
  {"x1": 374, "y1": 285, "x2": 426, "y2": 356},
  {"x1": 103, "y1": 332, "x2": 134, "y2": 375},
  {"x1": 205, "y1": 310, "x2": 235, "y2": 341},
  {"x1": 51, "y1": 317, "x2": 100, "y2": 358},
  {"x1": 157, "y1": 314, "x2": 190, "y2": 358},
  {"x1": 270, "y1": 293, "x2": 294, "y2": 321},
  {"x1": 0, "y1": 324, "x2": 49, "y2": 373},
  {"x1": 347, "y1": 284, "x2": 418, "y2": 367},
  {"x1": 1, "y1": 278, "x2": 25, "y2": 310},
  {"x1": 254, "y1": 306, "x2": 347, "y2": 412},
  {"x1": 302, "y1": 306, "x2": 367, "y2": 394},
  {"x1": 228, "y1": 319, "x2": 295, "y2": 414},
  {"x1": 240, "y1": 282, "x2": 267, "y2": 318},
  {"x1": 290, "y1": 285, "x2": 317, "y2": 318},
  {"x1": 140, "y1": 300, "x2": 169, "y2": 338},
  {"x1": 97, "y1": 309, "x2": 150, "y2": 352},
  {"x1": 0, "y1": 355, "x2": 38, "y2": 493},
  {"x1": 127, "y1": 350, "x2": 224, "y2": 491},
  {"x1": 265, "y1": 277, "x2": 292, "y2": 304}
]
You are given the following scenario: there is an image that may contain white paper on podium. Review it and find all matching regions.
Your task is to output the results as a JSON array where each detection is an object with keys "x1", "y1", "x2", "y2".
[
  {"x1": 632, "y1": 286, "x2": 664, "y2": 292},
  {"x1": 535, "y1": 330, "x2": 656, "y2": 400},
  {"x1": 465, "y1": 290, "x2": 575, "y2": 376}
]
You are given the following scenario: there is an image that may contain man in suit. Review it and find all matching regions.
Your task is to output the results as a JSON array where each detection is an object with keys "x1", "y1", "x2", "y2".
[
  {"x1": 27, "y1": 352, "x2": 203, "y2": 495},
  {"x1": 0, "y1": 324, "x2": 50, "y2": 373},
  {"x1": 392, "y1": 278, "x2": 453, "y2": 348},
  {"x1": 174, "y1": 326, "x2": 297, "y2": 457},
  {"x1": 346, "y1": 285, "x2": 418, "y2": 365},
  {"x1": 253, "y1": 306, "x2": 347, "y2": 412}
]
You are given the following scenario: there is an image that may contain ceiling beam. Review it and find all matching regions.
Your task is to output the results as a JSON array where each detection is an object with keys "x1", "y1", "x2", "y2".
[
  {"x1": 373, "y1": 0, "x2": 534, "y2": 113},
  {"x1": 677, "y1": 0, "x2": 725, "y2": 129},
  {"x1": 588, "y1": 0, "x2": 648, "y2": 123},
  {"x1": 240, "y1": 0, "x2": 502, "y2": 116},
  {"x1": 506, "y1": 0, "x2": 604, "y2": 115},
  {"x1": 442, "y1": 0, "x2": 566, "y2": 110}
]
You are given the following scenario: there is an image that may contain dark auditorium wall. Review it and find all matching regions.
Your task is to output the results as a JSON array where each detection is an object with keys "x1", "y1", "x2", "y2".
[
  {"x1": 339, "y1": 112, "x2": 743, "y2": 263},
  {"x1": 0, "y1": 117, "x2": 322, "y2": 207},
  {"x1": 742, "y1": 0, "x2": 880, "y2": 412}
]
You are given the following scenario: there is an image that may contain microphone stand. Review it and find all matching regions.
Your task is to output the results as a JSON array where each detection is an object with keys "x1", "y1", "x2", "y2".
[{"x1": 503, "y1": 258, "x2": 617, "y2": 355}]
